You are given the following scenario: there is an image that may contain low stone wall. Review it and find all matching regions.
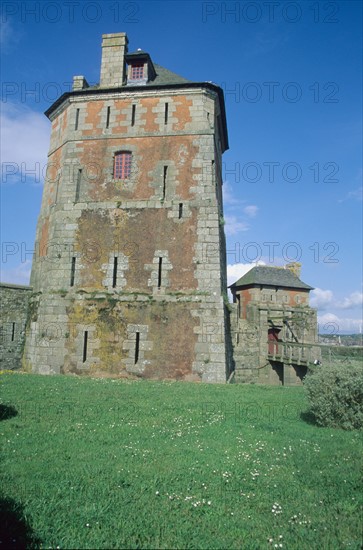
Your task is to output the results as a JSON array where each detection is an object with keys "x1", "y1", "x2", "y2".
[{"x1": 0, "y1": 283, "x2": 32, "y2": 370}]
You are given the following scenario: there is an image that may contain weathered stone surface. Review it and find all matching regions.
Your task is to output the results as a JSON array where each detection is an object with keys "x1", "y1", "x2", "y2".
[
  {"x1": 0, "y1": 284, "x2": 32, "y2": 370},
  {"x1": 18, "y1": 32, "x2": 232, "y2": 382}
]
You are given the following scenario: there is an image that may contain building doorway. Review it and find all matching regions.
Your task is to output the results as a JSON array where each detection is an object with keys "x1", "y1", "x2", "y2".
[{"x1": 268, "y1": 328, "x2": 281, "y2": 355}]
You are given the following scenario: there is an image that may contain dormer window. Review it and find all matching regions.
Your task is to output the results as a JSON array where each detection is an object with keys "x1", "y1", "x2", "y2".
[
  {"x1": 131, "y1": 64, "x2": 144, "y2": 80},
  {"x1": 125, "y1": 50, "x2": 156, "y2": 86}
]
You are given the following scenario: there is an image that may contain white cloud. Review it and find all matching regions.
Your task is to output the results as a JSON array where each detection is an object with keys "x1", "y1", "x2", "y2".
[
  {"x1": 310, "y1": 288, "x2": 334, "y2": 309},
  {"x1": 318, "y1": 313, "x2": 362, "y2": 334},
  {"x1": 224, "y1": 215, "x2": 250, "y2": 236},
  {"x1": 311, "y1": 288, "x2": 363, "y2": 333},
  {"x1": 243, "y1": 205, "x2": 258, "y2": 218},
  {"x1": 0, "y1": 260, "x2": 32, "y2": 285},
  {"x1": 311, "y1": 288, "x2": 363, "y2": 310},
  {"x1": 336, "y1": 291, "x2": 363, "y2": 309},
  {"x1": 1, "y1": 102, "x2": 50, "y2": 184}
]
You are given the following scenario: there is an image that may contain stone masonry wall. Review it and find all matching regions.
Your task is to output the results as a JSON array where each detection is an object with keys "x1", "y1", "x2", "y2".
[
  {"x1": 24, "y1": 85, "x2": 231, "y2": 382},
  {"x1": 0, "y1": 283, "x2": 32, "y2": 370}
]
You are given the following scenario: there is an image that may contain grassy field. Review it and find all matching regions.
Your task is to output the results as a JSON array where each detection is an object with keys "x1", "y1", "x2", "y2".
[
  {"x1": 0, "y1": 373, "x2": 362, "y2": 549},
  {"x1": 321, "y1": 345, "x2": 362, "y2": 367}
]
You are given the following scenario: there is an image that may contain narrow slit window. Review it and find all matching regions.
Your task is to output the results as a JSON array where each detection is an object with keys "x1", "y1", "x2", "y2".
[
  {"x1": 70, "y1": 257, "x2": 76, "y2": 287},
  {"x1": 54, "y1": 180, "x2": 59, "y2": 204},
  {"x1": 114, "y1": 151, "x2": 132, "y2": 180},
  {"x1": 178, "y1": 203, "x2": 183, "y2": 219},
  {"x1": 11, "y1": 322, "x2": 15, "y2": 342},
  {"x1": 106, "y1": 106, "x2": 111, "y2": 129},
  {"x1": 75, "y1": 108, "x2": 80, "y2": 130},
  {"x1": 164, "y1": 103, "x2": 169, "y2": 125},
  {"x1": 158, "y1": 257, "x2": 162, "y2": 288},
  {"x1": 131, "y1": 104, "x2": 136, "y2": 127},
  {"x1": 112, "y1": 257, "x2": 118, "y2": 288},
  {"x1": 75, "y1": 169, "x2": 82, "y2": 202},
  {"x1": 134, "y1": 332, "x2": 140, "y2": 364},
  {"x1": 162, "y1": 166, "x2": 168, "y2": 199},
  {"x1": 83, "y1": 331, "x2": 88, "y2": 363}
]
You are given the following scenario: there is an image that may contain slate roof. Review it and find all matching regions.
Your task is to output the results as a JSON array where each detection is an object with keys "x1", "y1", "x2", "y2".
[
  {"x1": 229, "y1": 266, "x2": 313, "y2": 290},
  {"x1": 74, "y1": 64, "x2": 191, "y2": 92},
  {"x1": 148, "y1": 63, "x2": 191, "y2": 86}
]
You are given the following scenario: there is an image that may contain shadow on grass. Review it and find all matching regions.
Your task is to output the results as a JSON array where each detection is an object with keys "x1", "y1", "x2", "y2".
[
  {"x1": 300, "y1": 410, "x2": 318, "y2": 426},
  {"x1": 0, "y1": 497, "x2": 41, "y2": 549},
  {"x1": 0, "y1": 404, "x2": 18, "y2": 421}
]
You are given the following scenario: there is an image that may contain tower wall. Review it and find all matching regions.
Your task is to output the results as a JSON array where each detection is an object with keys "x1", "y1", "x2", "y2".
[{"x1": 24, "y1": 75, "x2": 231, "y2": 381}]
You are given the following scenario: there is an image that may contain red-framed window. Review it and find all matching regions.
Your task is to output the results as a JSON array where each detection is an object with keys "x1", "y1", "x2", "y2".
[
  {"x1": 114, "y1": 152, "x2": 132, "y2": 179},
  {"x1": 131, "y1": 64, "x2": 144, "y2": 80}
]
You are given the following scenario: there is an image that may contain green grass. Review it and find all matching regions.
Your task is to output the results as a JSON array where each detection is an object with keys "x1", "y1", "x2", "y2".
[
  {"x1": 321, "y1": 345, "x2": 363, "y2": 365},
  {"x1": 0, "y1": 373, "x2": 362, "y2": 549}
]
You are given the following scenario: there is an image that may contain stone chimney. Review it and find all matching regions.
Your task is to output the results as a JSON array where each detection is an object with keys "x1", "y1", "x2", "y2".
[
  {"x1": 286, "y1": 262, "x2": 301, "y2": 278},
  {"x1": 100, "y1": 33, "x2": 129, "y2": 88},
  {"x1": 72, "y1": 76, "x2": 89, "y2": 91}
]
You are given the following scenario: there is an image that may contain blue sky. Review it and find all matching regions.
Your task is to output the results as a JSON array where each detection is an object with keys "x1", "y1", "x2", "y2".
[{"x1": 1, "y1": 0, "x2": 362, "y2": 333}]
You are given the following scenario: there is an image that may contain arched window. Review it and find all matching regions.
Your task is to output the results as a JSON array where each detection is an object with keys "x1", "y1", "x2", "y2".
[{"x1": 114, "y1": 151, "x2": 132, "y2": 179}]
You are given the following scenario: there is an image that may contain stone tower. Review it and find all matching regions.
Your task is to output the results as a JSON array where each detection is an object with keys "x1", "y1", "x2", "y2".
[{"x1": 23, "y1": 33, "x2": 231, "y2": 382}]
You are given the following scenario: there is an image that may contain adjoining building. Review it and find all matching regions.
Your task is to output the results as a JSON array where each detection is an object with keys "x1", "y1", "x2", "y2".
[{"x1": 229, "y1": 263, "x2": 321, "y2": 385}]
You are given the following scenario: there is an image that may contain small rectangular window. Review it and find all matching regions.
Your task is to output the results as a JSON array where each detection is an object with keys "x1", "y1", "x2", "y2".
[
  {"x1": 134, "y1": 332, "x2": 140, "y2": 364},
  {"x1": 106, "y1": 106, "x2": 111, "y2": 129},
  {"x1": 75, "y1": 169, "x2": 82, "y2": 202},
  {"x1": 75, "y1": 108, "x2": 80, "y2": 130},
  {"x1": 131, "y1": 104, "x2": 136, "y2": 127},
  {"x1": 11, "y1": 322, "x2": 15, "y2": 342},
  {"x1": 54, "y1": 180, "x2": 59, "y2": 204},
  {"x1": 164, "y1": 103, "x2": 169, "y2": 125},
  {"x1": 162, "y1": 166, "x2": 168, "y2": 199},
  {"x1": 178, "y1": 203, "x2": 183, "y2": 219},
  {"x1": 112, "y1": 257, "x2": 118, "y2": 288},
  {"x1": 158, "y1": 257, "x2": 162, "y2": 288},
  {"x1": 131, "y1": 64, "x2": 144, "y2": 79},
  {"x1": 114, "y1": 152, "x2": 132, "y2": 180}
]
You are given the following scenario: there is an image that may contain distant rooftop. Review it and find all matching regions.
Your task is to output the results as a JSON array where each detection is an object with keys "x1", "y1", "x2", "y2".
[{"x1": 229, "y1": 266, "x2": 313, "y2": 291}]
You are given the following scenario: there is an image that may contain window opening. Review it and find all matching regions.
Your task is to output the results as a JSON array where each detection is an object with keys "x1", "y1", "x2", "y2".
[
  {"x1": 114, "y1": 152, "x2": 132, "y2": 179},
  {"x1": 75, "y1": 169, "x2": 82, "y2": 202},
  {"x1": 83, "y1": 331, "x2": 88, "y2": 363},
  {"x1": 158, "y1": 257, "x2": 162, "y2": 288},
  {"x1": 75, "y1": 108, "x2": 80, "y2": 130},
  {"x1": 131, "y1": 64, "x2": 144, "y2": 79},
  {"x1": 70, "y1": 257, "x2": 76, "y2": 287},
  {"x1": 134, "y1": 332, "x2": 140, "y2": 364},
  {"x1": 112, "y1": 257, "x2": 118, "y2": 288},
  {"x1": 162, "y1": 166, "x2": 168, "y2": 199}
]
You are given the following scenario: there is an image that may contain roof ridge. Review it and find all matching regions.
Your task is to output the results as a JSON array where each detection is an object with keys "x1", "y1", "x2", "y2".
[{"x1": 229, "y1": 265, "x2": 313, "y2": 290}]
